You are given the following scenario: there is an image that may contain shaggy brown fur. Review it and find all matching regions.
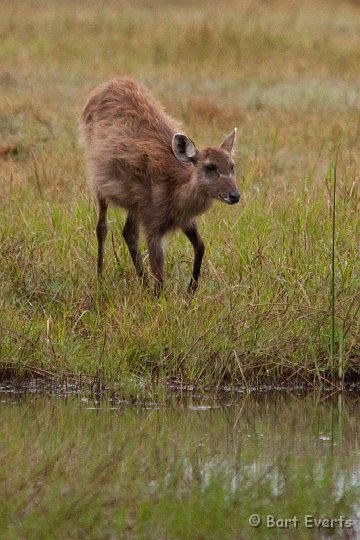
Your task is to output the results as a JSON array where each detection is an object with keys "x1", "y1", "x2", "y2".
[{"x1": 80, "y1": 77, "x2": 240, "y2": 293}]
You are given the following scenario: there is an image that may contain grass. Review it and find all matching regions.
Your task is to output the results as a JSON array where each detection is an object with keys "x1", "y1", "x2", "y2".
[
  {"x1": 0, "y1": 0, "x2": 359, "y2": 397},
  {"x1": 330, "y1": 144, "x2": 339, "y2": 379}
]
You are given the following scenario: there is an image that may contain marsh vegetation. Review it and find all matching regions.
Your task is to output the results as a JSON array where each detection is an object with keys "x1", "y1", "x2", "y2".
[{"x1": 0, "y1": 0, "x2": 359, "y2": 395}]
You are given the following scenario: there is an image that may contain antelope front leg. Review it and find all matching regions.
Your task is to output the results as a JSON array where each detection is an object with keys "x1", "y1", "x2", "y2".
[
  {"x1": 183, "y1": 221, "x2": 205, "y2": 293},
  {"x1": 147, "y1": 234, "x2": 165, "y2": 295}
]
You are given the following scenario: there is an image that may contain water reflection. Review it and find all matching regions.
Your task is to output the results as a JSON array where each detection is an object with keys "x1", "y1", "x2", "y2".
[{"x1": 1, "y1": 390, "x2": 360, "y2": 539}]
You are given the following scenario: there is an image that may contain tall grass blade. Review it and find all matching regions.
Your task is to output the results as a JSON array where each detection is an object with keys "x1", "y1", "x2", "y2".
[{"x1": 330, "y1": 144, "x2": 341, "y2": 381}]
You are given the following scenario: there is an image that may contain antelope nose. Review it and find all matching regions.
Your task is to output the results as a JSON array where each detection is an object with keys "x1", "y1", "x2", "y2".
[{"x1": 228, "y1": 190, "x2": 240, "y2": 204}]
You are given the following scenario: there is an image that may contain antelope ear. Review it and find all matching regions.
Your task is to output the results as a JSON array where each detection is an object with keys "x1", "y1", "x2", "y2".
[
  {"x1": 172, "y1": 133, "x2": 198, "y2": 164},
  {"x1": 221, "y1": 128, "x2": 237, "y2": 154}
]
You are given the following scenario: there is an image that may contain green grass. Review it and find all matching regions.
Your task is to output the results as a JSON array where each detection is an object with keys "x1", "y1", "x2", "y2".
[{"x1": 0, "y1": 0, "x2": 359, "y2": 396}]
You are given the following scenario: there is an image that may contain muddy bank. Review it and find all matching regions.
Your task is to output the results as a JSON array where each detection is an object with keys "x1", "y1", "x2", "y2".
[{"x1": 2, "y1": 360, "x2": 360, "y2": 402}]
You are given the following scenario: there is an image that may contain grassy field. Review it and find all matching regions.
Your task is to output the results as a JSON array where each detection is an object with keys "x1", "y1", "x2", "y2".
[{"x1": 0, "y1": 0, "x2": 359, "y2": 397}]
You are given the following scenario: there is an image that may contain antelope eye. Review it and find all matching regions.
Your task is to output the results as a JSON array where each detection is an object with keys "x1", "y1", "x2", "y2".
[
  {"x1": 204, "y1": 163, "x2": 217, "y2": 173},
  {"x1": 229, "y1": 163, "x2": 235, "y2": 174}
]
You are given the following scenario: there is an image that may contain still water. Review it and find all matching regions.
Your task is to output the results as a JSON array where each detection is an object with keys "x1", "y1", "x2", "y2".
[{"x1": 1, "y1": 388, "x2": 360, "y2": 539}]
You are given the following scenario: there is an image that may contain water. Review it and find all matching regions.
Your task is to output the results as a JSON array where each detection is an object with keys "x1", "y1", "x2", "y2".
[{"x1": 1, "y1": 389, "x2": 360, "y2": 539}]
